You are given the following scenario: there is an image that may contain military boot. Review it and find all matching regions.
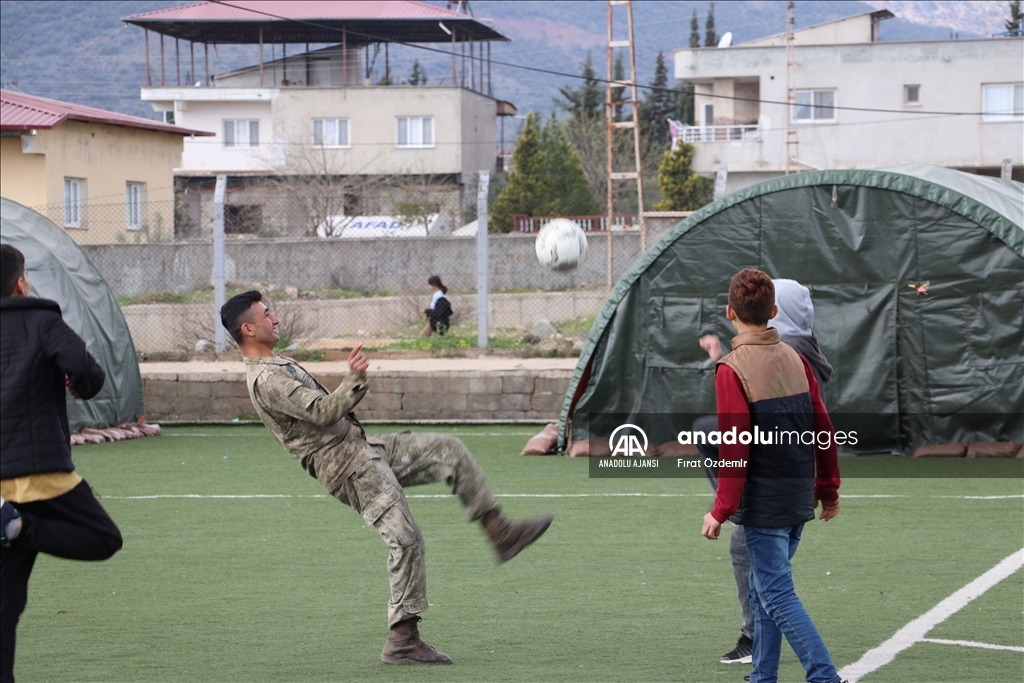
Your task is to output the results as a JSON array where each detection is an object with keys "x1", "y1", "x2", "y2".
[
  {"x1": 380, "y1": 616, "x2": 453, "y2": 665},
  {"x1": 482, "y1": 509, "x2": 553, "y2": 563}
]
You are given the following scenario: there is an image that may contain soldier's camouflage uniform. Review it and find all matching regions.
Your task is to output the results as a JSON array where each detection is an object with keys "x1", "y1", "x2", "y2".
[{"x1": 244, "y1": 355, "x2": 497, "y2": 627}]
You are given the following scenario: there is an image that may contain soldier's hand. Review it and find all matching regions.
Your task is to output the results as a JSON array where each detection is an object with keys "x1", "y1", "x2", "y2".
[{"x1": 348, "y1": 343, "x2": 369, "y2": 376}]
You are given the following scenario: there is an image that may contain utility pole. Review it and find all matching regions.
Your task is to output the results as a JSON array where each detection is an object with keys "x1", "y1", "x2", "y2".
[
  {"x1": 785, "y1": 2, "x2": 798, "y2": 175},
  {"x1": 606, "y1": 0, "x2": 646, "y2": 289}
]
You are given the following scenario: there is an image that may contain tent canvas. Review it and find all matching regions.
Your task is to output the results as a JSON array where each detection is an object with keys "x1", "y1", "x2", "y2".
[
  {"x1": 1, "y1": 199, "x2": 144, "y2": 432},
  {"x1": 560, "y1": 165, "x2": 1024, "y2": 453}
]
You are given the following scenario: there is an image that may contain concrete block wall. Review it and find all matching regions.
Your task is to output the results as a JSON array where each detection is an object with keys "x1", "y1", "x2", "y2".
[
  {"x1": 142, "y1": 369, "x2": 573, "y2": 423},
  {"x1": 81, "y1": 214, "x2": 689, "y2": 299}
]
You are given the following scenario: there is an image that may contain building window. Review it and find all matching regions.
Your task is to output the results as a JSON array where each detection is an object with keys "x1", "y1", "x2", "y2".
[
  {"x1": 126, "y1": 182, "x2": 145, "y2": 231},
  {"x1": 982, "y1": 83, "x2": 1024, "y2": 120},
  {"x1": 63, "y1": 178, "x2": 84, "y2": 228},
  {"x1": 313, "y1": 118, "x2": 350, "y2": 147},
  {"x1": 793, "y1": 89, "x2": 836, "y2": 122},
  {"x1": 163, "y1": 111, "x2": 175, "y2": 125},
  {"x1": 224, "y1": 120, "x2": 259, "y2": 147},
  {"x1": 396, "y1": 116, "x2": 434, "y2": 147},
  {"x1": 904, "y1": 84, "x2": 921, "y2": 105}
]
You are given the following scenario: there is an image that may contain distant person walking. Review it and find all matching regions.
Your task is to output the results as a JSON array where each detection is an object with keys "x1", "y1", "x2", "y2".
[
  {"x1": 1, "y1": 244, "x2": 123, "y2": 683},
  {"x1": 420, "y1": 275, "x2": 452, "y2": 337}
]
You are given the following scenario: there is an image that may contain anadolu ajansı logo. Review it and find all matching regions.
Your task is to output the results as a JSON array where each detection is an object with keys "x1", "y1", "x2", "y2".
[{"x1": 609, "y1": 424, "x2": 649, "y2": 457}]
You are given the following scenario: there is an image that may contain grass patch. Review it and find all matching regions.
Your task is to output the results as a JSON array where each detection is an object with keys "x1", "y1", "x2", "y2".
[
  {"x1": 11, "y1": 425, "x2": 1023, "y2": 682},
  {"x1": 381, "y1": 331, "x2": 528, "y2": 351}
]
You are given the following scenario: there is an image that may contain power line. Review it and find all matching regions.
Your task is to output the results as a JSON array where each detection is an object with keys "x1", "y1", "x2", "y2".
[{"x1": 205, "y1": 0, "x2": 991, "y2": 117}]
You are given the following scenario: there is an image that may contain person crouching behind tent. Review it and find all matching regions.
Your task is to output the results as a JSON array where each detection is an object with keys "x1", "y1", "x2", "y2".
[
  {"x1": 420, "y1": 275, "x2": 452, "y2": 337},
  {"x1": 700, "y1": 268, "x2": 843, "y2": 683},
  {"x1": 0, "y1": 244, "x2": 123, "y2": 683}
]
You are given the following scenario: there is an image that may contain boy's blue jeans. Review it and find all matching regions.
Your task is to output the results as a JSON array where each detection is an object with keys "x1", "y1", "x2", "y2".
[{"x1": 745, "y1": 523, "x2": 841, "y2": 683}]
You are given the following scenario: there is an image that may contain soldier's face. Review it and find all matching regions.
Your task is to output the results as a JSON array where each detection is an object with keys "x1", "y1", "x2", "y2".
[{"x1": 247, "y1": 302, "x2": 280, "y2": 347}]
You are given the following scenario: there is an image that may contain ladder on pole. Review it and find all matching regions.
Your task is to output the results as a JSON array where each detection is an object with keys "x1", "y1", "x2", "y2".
[
  {"x1": 606, "y1": 0, "x2": 646, "y2": 290},
  {"x1": 784, "y1": 2, "x2": 798, "y2": 175}
]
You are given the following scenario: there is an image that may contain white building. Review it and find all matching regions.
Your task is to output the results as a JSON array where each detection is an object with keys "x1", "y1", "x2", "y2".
[
  {"x1": 142, "y1": 47, "x2": 499, "y2": 180},
  {"x1": 124, "y1": 1, "x2": 510, "y2": 236},
  {"x1": 673, "y1": 10, "x2": 1023, "y2": 193}
]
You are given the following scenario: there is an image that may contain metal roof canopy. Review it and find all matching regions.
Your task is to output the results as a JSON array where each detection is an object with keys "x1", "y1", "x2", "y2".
[
  {"x1": 0, "y1": 88, "x2": 212, "y2": 136},
  {"x1": 122, "y1": 1, "x2": 509, "y2": 44}
]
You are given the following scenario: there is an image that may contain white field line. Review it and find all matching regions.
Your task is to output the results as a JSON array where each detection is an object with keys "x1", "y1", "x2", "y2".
[
  {"x1": 838, "y1": 548, "x2": 1024, "y2": 683},
  {"x1": 920, "y1": 638, "x2": 1024, "y2": 653},
  {"x1": 161, "y1": 432, "x2": 539, "y2": 437},
  {"x1": 102, "y1": 493, "x2": 1023, "y2": 500}
]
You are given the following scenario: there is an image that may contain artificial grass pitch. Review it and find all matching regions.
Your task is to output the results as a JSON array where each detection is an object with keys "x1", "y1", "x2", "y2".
[{"x1": 12, "y1": 424, "x2": 1024, "y2": 682}]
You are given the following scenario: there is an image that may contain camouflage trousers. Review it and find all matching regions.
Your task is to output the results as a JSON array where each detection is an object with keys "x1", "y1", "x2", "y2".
[{"x1": 327, "y1": 431, "x2": 497, "y2": 628}]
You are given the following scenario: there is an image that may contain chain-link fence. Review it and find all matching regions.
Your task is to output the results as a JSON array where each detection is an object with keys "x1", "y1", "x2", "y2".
[{"x1": 29, "y1": 174, "x2": 688, "y2": 360}]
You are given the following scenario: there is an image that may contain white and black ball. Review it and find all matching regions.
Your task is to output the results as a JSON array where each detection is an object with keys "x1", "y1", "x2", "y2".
[{"x1": 535, "y1": 218, "x2": 588, "y2": 271}]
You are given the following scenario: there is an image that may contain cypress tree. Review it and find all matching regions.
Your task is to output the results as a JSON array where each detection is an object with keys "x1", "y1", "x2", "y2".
[
  {"x1": 541, "y1": 115, "x2": 599, "y2": 217},
  {"x1": 1008, "y1": 0, "x2": 1023, "y2": 34},
  {"x1": 555, "y1": 52, "x2": 603, "y2": 121},
  {"x1": 704, "y1": 2, "x2": 717, "y2": 47},
  {"x1": 640, "y1": 51, "x2": 673, "y2": 149},
  {"x1": 690, "y1": 9, "x2": 701, "y2": 48},
  {"x1": 489, "y1": 112, "x2": 552, "y2": 232},
  {"x1": 407, "y1": 59, "x2": 427, "y2": 85},
  {"x1": 653, "y1": 142, "x2": 713, "y2": 211}
]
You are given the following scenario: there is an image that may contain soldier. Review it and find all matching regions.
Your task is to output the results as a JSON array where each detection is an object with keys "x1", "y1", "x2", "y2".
[{"x1": 219, "y1": 290, "x2": 551, "y2": 665}]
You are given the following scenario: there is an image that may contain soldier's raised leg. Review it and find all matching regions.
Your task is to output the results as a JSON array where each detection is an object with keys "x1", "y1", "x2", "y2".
[{"x1": 380, "y1": 431, "x2": 552, "y2": 562}]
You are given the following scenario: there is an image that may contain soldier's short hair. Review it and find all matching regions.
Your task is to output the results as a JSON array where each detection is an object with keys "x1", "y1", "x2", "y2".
[{"x1": 221, "y1": 290, "x2": 263, "y2": 345}]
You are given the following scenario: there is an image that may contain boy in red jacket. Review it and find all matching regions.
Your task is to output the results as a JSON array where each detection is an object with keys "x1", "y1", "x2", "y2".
[{"x1": 701, "y1": 268, "x2": 843, "y2": 683}]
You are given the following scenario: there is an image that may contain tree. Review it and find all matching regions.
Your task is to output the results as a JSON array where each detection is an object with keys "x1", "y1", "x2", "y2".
[
  {"x1": 407, "y1": 59, "x2": 427, "y2": 85},
  {"x1": 541, "y1": 114, "x2": 599, "y2": 217},
  {"x1": 554, "y1": 52, "x2": 603, "y2": 122},
  {"x1": 612, "y1": 53, "x2": 626, "y2": 120},
  {"x1": 640, "y1": 51, "x2": 673, "y2": 150},
  {"x1": 489, "y1": 112, "x2": 552, "y2": 232},
  {"x1": 653, "y1": 142, "x2": 713, "y2": 211},
  {"x1": 1008, "y1": 0, "x2": 1023, "y2": 34},
  {"x1": 690, "y1": 9, "x2": 701, "y2": 48},
  {"x1": 705, "y1": 2, "x2": 717, "y2": 48}
]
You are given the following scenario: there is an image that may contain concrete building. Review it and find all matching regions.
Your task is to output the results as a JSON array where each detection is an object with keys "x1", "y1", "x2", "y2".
[
  {"x1": 673, "y1": 10, "x2": 1023, "y2": 193},
  {"x1": 124, "y1": 1, "x2": 511, "y2": 237},
  {"x1": 0, "y1": 89, "x2": 211, "y2": 244}
]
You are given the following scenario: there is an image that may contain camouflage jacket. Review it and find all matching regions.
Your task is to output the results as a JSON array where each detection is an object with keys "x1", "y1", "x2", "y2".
[{"x1": 244, "y1": 355, "x2": 374, "y2": 491}]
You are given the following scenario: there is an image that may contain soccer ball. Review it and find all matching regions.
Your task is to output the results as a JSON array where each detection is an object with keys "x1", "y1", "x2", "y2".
[{"x1": 535, "y1": 218, "x2": 588, "y2": 271}]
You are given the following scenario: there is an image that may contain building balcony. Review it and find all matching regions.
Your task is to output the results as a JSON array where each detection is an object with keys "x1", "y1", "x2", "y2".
[{"x1": 681, "y1": 124, "x2": 760, "y2": 143}]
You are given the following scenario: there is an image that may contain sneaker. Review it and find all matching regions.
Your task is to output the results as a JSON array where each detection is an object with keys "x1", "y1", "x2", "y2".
[
  {"x1": 1, "y1": 497, "x2": 21, "y2": 547},
  {"x1": 720, "y1": 634, "x2": 753, "y2": 664}
]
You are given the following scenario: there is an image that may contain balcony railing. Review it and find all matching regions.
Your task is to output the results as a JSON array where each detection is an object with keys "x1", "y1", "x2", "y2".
[
  {"x1": 514, "y1": 214, "x2": 639, "y2": 233},
  {"x1": 681, "y1": 124, "x2": 760, "y2": 142}
]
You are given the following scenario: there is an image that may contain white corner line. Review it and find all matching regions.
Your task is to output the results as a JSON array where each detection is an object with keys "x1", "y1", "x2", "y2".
[
  {"x1": 919, "y1": 638, "x2": 1024, "y2": 653},
  {"x1": 839, "y1": 548, "x2": 1024, "y2": 683}
]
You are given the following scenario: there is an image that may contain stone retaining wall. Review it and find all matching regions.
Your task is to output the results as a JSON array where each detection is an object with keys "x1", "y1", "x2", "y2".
[
  {"x1": 124, "y1": 290, "x2": 607, "y2": 353},
  {"x1": 143, "y1": 369, "x2": 573, "y2": 422}
]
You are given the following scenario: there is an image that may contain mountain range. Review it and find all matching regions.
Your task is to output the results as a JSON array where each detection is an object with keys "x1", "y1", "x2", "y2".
[{"x1": 0, "y1": 1, "x2": 1010, "y2": 125}]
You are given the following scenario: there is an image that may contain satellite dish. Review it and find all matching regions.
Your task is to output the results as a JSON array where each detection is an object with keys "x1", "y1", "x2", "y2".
[{"x1": 717, "y1": 32, "x2": 733, "y2": 48}]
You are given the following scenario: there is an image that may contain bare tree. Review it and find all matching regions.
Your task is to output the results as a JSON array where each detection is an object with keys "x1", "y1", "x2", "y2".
[{"x1": 262, "y1": 129, "x2": 389, "y2": 237}]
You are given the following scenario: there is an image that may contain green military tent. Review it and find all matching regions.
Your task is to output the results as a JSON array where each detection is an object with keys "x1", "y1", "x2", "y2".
[
  {"x1": 1, "y1": 198, "x2": 144, "y2": 431},
  {"x1": 560, "y1": 165, "x2": 1023, "y2": 454}
]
